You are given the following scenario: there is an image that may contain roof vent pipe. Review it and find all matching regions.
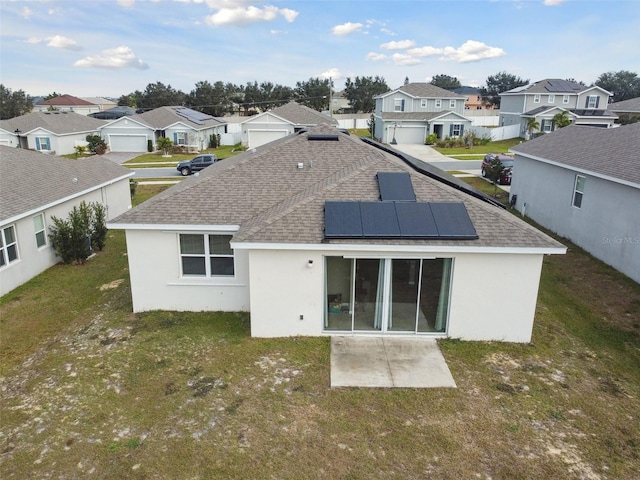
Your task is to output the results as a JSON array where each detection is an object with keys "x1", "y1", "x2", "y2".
[{"x1": 297, "y1": 162, "x2": 304, "y2": 169}]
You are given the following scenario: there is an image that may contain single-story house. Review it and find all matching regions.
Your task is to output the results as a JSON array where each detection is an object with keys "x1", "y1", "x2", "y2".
[
  {"x1": 373, "y1": 83, "x2": 472, "y2": 144},
  {"x1": 33, "y1": 94, "x2": 101, "y2": 116},
  {"x1": 510, "y1": 123, "x2": 640, "y2": 284},
  {"x1": 240, "y1": 101, "x2": 338, "y2": 149},
  {"x1": 0, "y1": 111, "x2": 107, "y2": 154},
  {"x1": 0, "y1": 146, "x2": 133, "y2": 296},
  {"x1": 99, "y1": 106, "x2": 227, "y2": 153},
  {"x1": 609, "y1": 96, "x2": 640, "y2": 123},
  {"x1": 108, "y1": 125, "x2": 565, "y2": 342}
]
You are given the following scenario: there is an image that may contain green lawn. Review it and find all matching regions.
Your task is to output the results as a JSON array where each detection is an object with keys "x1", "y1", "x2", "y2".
[
  {"x1": 1, "y1": 184, "x2": 639, "y2": 479},
  {"x1": 433, "y1": 137, "x2": 524, "y2": 155},
  {"x1": 124, "y1": 144, "x2": 244, "y2": 166}
]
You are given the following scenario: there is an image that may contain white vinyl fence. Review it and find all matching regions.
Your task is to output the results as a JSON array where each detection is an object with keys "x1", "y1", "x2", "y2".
[{"x1": 469, "y1": 124, "x2": 520, "y2": 141}]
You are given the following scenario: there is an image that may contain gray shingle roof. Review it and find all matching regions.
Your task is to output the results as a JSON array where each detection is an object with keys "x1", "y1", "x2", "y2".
[
  {"x1": 270, "y1": 102, "x2": 338, "y2": 126},
  {"x1": 502, "y1": 79, "x2": 587, "y2": 95},
  {"x1": 0, "y1": 112, "x2": 107, "y2": 135},
  {"x1": 133, "y1": 107, "x2": 226, "y2": 130},
  {"x1": 0, "y1": 146, "x2": 132, "y2": 223},
  {"x1": 398, "y1": 83, "x2": 466, "y2": 99},
  {"x1": 110, "y1": 125, "x2": 563, "y2": 251},
  {"x1": 609, "y1": 96, "x2": 640, "y2": 113},
  {"x1": 511, "y1": 123, "x2": 640, "y2": 185}
]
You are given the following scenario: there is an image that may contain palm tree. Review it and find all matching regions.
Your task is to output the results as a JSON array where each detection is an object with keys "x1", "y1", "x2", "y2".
[
  {"x1": 157, "y1": 136, "x2": 173, "y2": 157},
  {"x1": 526, "y1": 117, "x2": 540, "y2": 139},
  {"x1": 552, "y1": 110, "x2": 571, "y2": 129}
]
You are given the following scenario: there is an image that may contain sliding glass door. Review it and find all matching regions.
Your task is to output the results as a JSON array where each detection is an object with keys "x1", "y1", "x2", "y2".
[{"x1": 324, "y1": 257, "x2": 452, "y2": 334}]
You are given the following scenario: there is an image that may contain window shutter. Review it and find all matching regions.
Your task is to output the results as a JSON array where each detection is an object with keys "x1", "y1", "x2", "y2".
[
  {"x1": 449, "y1": 124, "x2": 454, "y2": 136},
  {"x1": 401, "y1": 99, "x2": 405, "y2": 111},
  {"x1": 585, "y1": 97, "x2": 589, "y2": 108},
  {"x1": 596, "y1": 96, "x2": 600, "y2": 108},
  {"x1": 36, "y1": 138, "x2": 41, "y2": 150},
  {"x1": 460, "y1": 125, "x2": 464, "y2": 136},
  {"x1": 173, "y1": 133, "x2": 178, "y2": 143}
]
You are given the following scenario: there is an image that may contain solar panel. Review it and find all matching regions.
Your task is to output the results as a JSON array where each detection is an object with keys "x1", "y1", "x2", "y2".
[
  {"x1": 175, "y1": 108, "x2": 215, "y2": 125},
  {"x1": 361, "y1": 202, "x2": 400, "y2": 237},
  {"x1": 377, "y1": 172, "x2": 416, "y2": 202},
  {"x1": 325, "y1": 202, "x2": 362, "y2": 238},
  {"x1": 429, "y1": 202, "x2": 478, "y2": 239},
  {"x1": 546, "y1": 80, "x2": 580, "y2": 93},
  {"x1": 324, "y1": 201, "x2": 477, "y2": 240},
  {"x1": 395, "y1": 202, "x2": 438, "y2": 237}
]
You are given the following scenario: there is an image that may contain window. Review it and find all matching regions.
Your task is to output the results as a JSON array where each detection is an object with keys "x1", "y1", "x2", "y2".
[
  {"x1": 563, "y1": 95, "x2": 570, "y2": 104},
  {"x1": 586, "y1": 95, "x2": 599, "y2": 108},
  {"x1": 541, "y1": 119, "x2": 553, "y2": 133},
  {"x1": 174, "y1": 132, "x2": 187, "y2": 145},
  {"x1": 324, "y1": 257, "x2": 452, "y2": 333},
  {"x1": 449, "y1": 100, "x2": 456, "y2": 109},
  {"x1": 0, "y1": 225, "x2": 19, "y2": 268},
  {"x1": 572, "y1": 175, "x2": 585, "y2": 208},
  {"x1": 420, "y1": 99, "x2": 427, "y2": 108},
  {"x1": 450, "y1": 124, "x2": 463, "y2": 136},
  {"x1": 394, "y1": 98, "x2": 405, "y2": 112},
  {"x1": 35, "y1": 137, "x2": 51, "y2": 151},
  {"x1": 435, "y1": 99, "x2": 442, "y2": 109},
  {"x1": 34, "y1": 214, "x2": 46, "y2": 248},
  {"x1": 179, "y1": 234, "x2": 234, "y2": 277},
  {"x1": 548, "y1": 95, "x2": 555, "y2": 103},
  {"x1": 533, "y1": 94, "x2": 540, "y2": 103}
]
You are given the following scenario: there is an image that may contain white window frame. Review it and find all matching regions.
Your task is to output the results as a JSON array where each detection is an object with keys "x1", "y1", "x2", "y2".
[
  {"x1": 449, "y1": 99, "x2": 456, "y2": 109},
  {"x1": 541, "y1": 119, "x2": 553, "y2": 133},
  {"x1": 451, "y1": 124, "x2": 462, "y2": 136},
  {"x1": 587, "y1": 95, "x2": 598, "y2": 108},
  {"x1": 179, "y1": 233, "x2": 235, "y2": 277},
  {"x1": 435, "y1": 99, "x2": 442, "y2": 109},
  {"x1": 548, "y1": 95, "x2": 555, "y2": 103},
  {"x1": 420, "y1": 99, "x2": 427, "y2": 108},
  {"x1": 394, "y1": 98, "x2": 405, "y2": 112},
  {"x1": 34, "y1": 214, "x2": 47, "y2": 248},
  {"x1": 36, "y1": 137, "x2": 51, "y2": 151},
  {"x1": 175, "y1": 132, "x2": 187, "y2": 145},
  {"x1": 572, "y1": 175, "x2": 586, "y2": 208},
  {"x1": 533, "y1": 94, "x2": 541, "y2": 103},
  {"x1": 562, "y1": 95, "x2": 570, "y2": 104},
  {"x1": 0, "y1": 225, "x2": 19, "y2": 268}
]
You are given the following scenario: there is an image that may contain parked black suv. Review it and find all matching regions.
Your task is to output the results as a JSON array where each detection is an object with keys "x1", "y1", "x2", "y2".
[{"x1": 176, "y1": 154, "x2": 217, "y2": 176}]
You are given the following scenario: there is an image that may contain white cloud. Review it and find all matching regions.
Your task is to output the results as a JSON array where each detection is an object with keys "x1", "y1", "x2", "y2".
[
  {"x1": 442, "y1": 40, "x2": 505, "y2": 63},
  {"x1": 117, "y1": 0, "x2": 135, "y2": 8},
  {"x1": 367, "y1": 52, "x2": 387, "y2": 62},
  {"x1": 21, "y1": 6, "x2": 33, "y2": 20},
  {"x1": 380, "y1": 40, "x2": 416, "y2": 50},
  {"x1": 73, "y1": 46, "x2": 149, "y2": 70},
  {"x1": 392, "y1": 53, "x2": 421, "y2": 66},
  {"x1": 319, "y1": 68, "x2": 341, "y2": 80},
  {"x1": 205, "y1": 5, "x2": 298, "y2": 26},
  {"x1": 407, "y1": 46, "x2": 443, "y2": 57},
  {"x1": 47, "y1": 35, "x2": 82, "y2": 51},
  {"x1": 380, "y1": 27, "x2": 396, "y2": 36},
  {"x1": 332, "y1": 22, "x2": 364, "y2": 36},
  {"x1": 544, "y1": 0, "x2": 567, "y2": 5}
]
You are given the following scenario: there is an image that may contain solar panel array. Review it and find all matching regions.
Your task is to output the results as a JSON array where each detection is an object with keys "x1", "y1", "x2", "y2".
[
  {"x1": 175, "y1": 108, "x2": 215, "y2": 125},
  {"x1": 324, "y1": 201, "x2": 478, "y2": 240},
  {"x1": 546, "y1": 80, "x2": 581, "y2": 93},
  {"x1": 377, "y1": 172, "x2": 416, "y2": 202}
]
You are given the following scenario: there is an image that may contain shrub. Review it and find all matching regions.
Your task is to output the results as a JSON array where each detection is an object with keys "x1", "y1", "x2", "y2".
[
  {"x1": 462, "y1": 131, "x2": 476, "y2": 148},
  {"x1": 48, "y1": 201, "x2": 109, "y2": 264},
  {"x1": 147, "y1": 139, "x2": 153, "y2": 152},
  {"x1": 130, "y1": 178, "x2": 138, "y2": 197},
  {"x1": 74, "y1": 145, "x2": 87, "y2": 158},
  {"x1": 86, "y1": 134, "x2": 107, "y2": 155},
  {"x1": 209, "y1": 134, "x2": 218, "y2": 149},
  {"x1": 425, "y1": 133, "x2": 438, "y2": 145}
]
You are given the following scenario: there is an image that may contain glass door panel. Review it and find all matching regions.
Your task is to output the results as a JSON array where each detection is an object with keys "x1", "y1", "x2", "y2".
[
  {"x1": 388, "y1": 259, "x2": 420, "y2": 332},
  {"x1": 353, "y1": 259, "x2": 382, "y2": 331},
  {"x1": 325, "y1": 257, "x2": 353, "y2": 331},
  {"x1": 418, "y1": 258, "x2": 450, "y2": 333}
]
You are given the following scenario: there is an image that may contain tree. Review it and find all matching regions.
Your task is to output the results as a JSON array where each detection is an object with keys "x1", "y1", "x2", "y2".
[
  {"x1": 480, "y1": 71, "x2": 529, "y2": 108},
  {"x1": 43, "y1": 92, "x2": 62, "y2": 101},
  {"x1": 138, "y1": 82, "x2": 186, "y2": 110},
  {"x1": 526, "y1": 118, "x2": 540, "y2": 139},
  {"x1": 595, "y1": 70, "x2": 640, "y2": 103},
  {"x1": 157, "y1": 136, "x2": 173, "y2": 156},
  {"x1": 118, "y1": 91, "x2": 143, "y2": 108},
  {"x1": 483, "y1": 157, "x2": 506, "y2": 197},
  {"x1": 49, "y1": 202, "x2": 107, "y2": 264},
  {"x1": 188, "y1": 80, "x2": 234, "y2": 117},
  {"x1": 430, "y1": 74, "x2": 461, "y2": 91},
  {"x1": 404, "y1": 76, "x2": 409, "y2": 86},
  {"x1": 86, "y1": 134, "x2": 107, "y2": 154},
  {"x1": 552, "y1": 110, "x2": 571, "y2": 129},
  {"x1": 343, "y1": 76, "x2": 389, "y2": 113},
  {"x1": 0, "y1": 84, "x2": 33, "y2": 119},
  {"x1": 294, "y1": 77, "x2": 332, "y2": 111}
]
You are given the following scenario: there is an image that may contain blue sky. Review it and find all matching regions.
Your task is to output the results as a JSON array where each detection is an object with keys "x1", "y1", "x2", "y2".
[{"x1": 1, "y1": 0, "x2": 639, "y2": 99}]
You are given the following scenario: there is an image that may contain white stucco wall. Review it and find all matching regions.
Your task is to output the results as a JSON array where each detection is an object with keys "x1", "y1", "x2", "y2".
[
  {"x1": 0, "y1": 178, "x2": 132, "y2": 296},
  {"x1": 123, "y1": 229, "x2": 250, "y2": 313}
]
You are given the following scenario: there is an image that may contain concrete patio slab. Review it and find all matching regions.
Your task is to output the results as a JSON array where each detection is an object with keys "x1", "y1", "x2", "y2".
[{"x1": 330, "y1": 336, "x2": 457, "y2": 388}]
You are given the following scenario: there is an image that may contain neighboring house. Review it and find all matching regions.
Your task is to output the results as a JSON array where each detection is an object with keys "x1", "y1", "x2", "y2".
[
  {"x1": 81, "y1": 97, "x2": 117, "y2": 111},
  {"x1": 609, "y1": 96, "x2": 640, "y2": 123},
  {"x1": 452, "y1": 86, "x2": 495, "y2": 110},
  {"x1": 331, "y1": 90, "x2": 352, "y2": 113},
  {"x1": 0, "y1": 111, "x2": 106, "y2": 154},
  {"x1": 108, "y1": 125, "x2": 565, "y2": 342},
  {"x1": 99, "y1": 106, "x2": 227, "y2": 153},
  {"x1": 499, "y1": 79, "x2": 617, "y2": 137},
  {"x1": 373, "y1": 83, "x2": 471, "y2": 144},
  {"x1": 0, "y1": 146, "x2": 133, "y2": 296},
  {"x1": 240, "y1": 101, "x2": 338, "y2": 149},
  {"x1": 89, "y1": 106, "x2": 136, "y2": 120},
  {"x1": 510, "y1": 124, "x2": 640, "y2": 284},
  {"x1": 34, "y1": 94, "x2": 101, "y2": 116}
]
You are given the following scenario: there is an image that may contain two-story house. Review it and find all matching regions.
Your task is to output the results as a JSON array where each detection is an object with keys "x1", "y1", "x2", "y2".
[
  {"x1": 373, "y1": 83, "x2": 471, "y2": 144},
  {"x1": 452, "y1": 86, "x2": 496, "y2": 111},
  {"x1": 499, "y1": 79, "x2": 617, "y2": 137}
]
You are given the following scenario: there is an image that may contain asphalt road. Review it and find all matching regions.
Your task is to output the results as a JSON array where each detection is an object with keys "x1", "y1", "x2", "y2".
[{"x1": 131, "y1": 167, "x2": 182, "y2": 178}]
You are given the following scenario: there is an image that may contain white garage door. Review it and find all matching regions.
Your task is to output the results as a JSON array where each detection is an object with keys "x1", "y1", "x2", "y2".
[
  {"x1": 393, "y1": 126, "x2": 427, "y2": 144},
  {"x1": 109, "y1": 135, "x2": 148, "y2": 152},
  {"x1": 247, "y1": 130, "x2": 288, "y2": 149}
]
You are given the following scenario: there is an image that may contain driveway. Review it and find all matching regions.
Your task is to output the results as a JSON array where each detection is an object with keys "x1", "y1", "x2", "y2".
[
  {"x1": 330, "y1": 336, "x2": 457, "y2": 388},
  {"x1": 101, "y1": 152, "x2": 142, "y2": 164}
]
